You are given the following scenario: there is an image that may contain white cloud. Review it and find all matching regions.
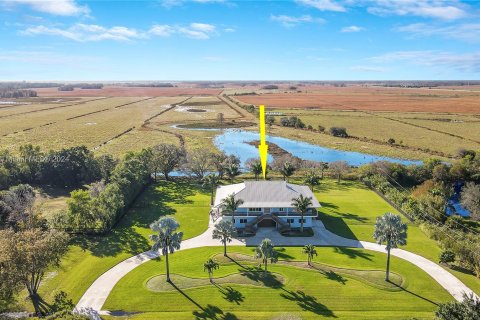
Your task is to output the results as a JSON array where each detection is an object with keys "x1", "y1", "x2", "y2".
[
  {"x1": 20, "y1": 22, "x2": 223, "y2": 41},
  {"x1": 295, "y1": 0, "x2": 346, "y2": 12},
  {"x1": 149, "y1": 24, "x2": 175, "y2": 37},
  {"x1": 368, "y1": 50, "x2": 480, "y2": 73},
  {"x1": 396, "y1": 23, "x2": 480, "y2": 43},
  {"x1": 224, "y1": 28, "x2": 235, "y2": 32},
  {"x1": 350, "y1": 65, "x2": 387, "y2": 72},
  {"x1": 190, "y1": 23, "x2": 216, "y2": 33},
  {"x1": 5, "y1": 0, "x2": 89, "y2": 16},
  {"x1": 21, "y1": 24, "x2": 146, "y2": 42},
  {"x1": 270, "y1": 14, "x2": 325, "y2": 27},
  {"x1": 161, "y1": 0, "x2": 226, "y2": 7},
  {"x1": 367, "y1": 0, "x2": 467, "y2": 20},
  {"x1": 341, "y1": 25, "x2": 365, "y2": 32}
]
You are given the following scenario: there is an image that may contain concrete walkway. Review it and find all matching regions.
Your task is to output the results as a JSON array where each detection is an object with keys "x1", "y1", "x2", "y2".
[{"x1": 76, "y1": 218, "x2": 478, "y2": 313}]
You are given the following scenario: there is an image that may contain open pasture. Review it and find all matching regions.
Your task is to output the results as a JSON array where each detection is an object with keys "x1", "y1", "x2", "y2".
[
  {"x1": 0, "y1": 96, "x2": 185, "y2": 154},
  {"x1": 35, "y1": 86, "x2": 223, "y2": 97},
  {"x1": 268, "y1": 108, "x2": 480, "y2": 157},
  {"x1": 234, "y1": 85, "x2": 480, "y2": 113}
]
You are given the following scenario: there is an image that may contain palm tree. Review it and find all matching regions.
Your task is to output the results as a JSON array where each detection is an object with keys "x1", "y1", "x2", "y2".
[
  {"x1": 222, "y1": 193, "x2": 244, "y2": 226},
  {"x1": 303, "y1": 244, "x2": 317, "y2": 266},
  {"x1": 255, "y1": 238, "x2": 278, "y2": 271},
  {"x1": 202, "y1": 173, "x2": 219, "y2": 205},
  {"x1": 225, "y1": 163, "x2": 240, "y2": 183},
  {"x1": 291, "y1": 194, "x2": 313, "y2": 233},
  {"x1": 212, "y1": 219, "x2": 237, "y2": 256},
  {"x1": 304, "y1": 171, "x2": 320, "y2": 191},
  {"x1": 150, "y1": 217, "x2": 183, "y2": 283},
  {"x1": 373, "y1": 212, "x2": 408, "y2": 281},
  {"x1": 203, "y1": 258, "x2": 220, "y2": 283},
  {"x1": 249, "y1": 161, "x2": 262, "y2": 181},
  {"x1": 280, "y1": 162, "x2": 295, "y2": 181},
  {"x1": 320, "y1": 162, "x2": 328, "y2": 179}
]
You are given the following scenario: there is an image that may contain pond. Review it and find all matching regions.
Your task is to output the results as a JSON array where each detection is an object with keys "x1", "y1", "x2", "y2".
[
  {"x1": 446, "y1": 182, "x2": 471, "y2": 217},
  {"x1": 214, "y1": 129, "x2": 423, "y2": 167}
]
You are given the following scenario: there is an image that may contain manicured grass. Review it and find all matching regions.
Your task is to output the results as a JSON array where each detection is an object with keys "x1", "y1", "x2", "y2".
[
  {"x1": 311, "y1": 178, "x2": 480, "y2": 295},
  {"x1": 103, "y1": 246, "x2": 452, "y2": 320},
  {"x1": 23, "y1": 179, "x2": 210, "y2": 310}
]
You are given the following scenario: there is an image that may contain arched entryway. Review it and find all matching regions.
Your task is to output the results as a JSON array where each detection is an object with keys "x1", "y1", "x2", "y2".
[{"x1": 257, "y1": 218, "x2": 276, "y2": 228}]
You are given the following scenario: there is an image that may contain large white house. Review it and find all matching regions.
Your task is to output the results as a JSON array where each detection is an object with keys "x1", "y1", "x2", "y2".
[{"x1": 212, "y1": 181, "x2": 321, "y2": 235}]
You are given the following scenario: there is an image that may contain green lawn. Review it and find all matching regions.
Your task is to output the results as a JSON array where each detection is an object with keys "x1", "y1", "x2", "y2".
[
  {"x1": 24, "y1": 179, "x2": 210, "y2": 310},
  {"x1": 103, "y1": 246, "x2": 452, "y2": 320},
  {"x1": 312, "y1": 178, "x2": 480, "y2": 295}
]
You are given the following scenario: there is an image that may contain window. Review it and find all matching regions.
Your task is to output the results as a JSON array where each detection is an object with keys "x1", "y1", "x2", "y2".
[
  {"x1": 248, "y1": 208, "x2": 262, "y2": 212},
  {"x1": 239, "y1": 219, "x2": 247, "y2": 224},
  {"x1": 279, "y1": 208, "x2": 285, "y2": 212},
  {"x1": 287, "y1": 218, "x2": 294, "y2": 224},
  {"x1": 299, "y1": 218, "x2": 306, "y2": 223}
]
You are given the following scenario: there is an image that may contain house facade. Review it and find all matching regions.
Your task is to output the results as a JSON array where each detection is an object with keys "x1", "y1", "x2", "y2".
[{"x1": 212, "y1": 181, "x2": 321, "y2": 234}]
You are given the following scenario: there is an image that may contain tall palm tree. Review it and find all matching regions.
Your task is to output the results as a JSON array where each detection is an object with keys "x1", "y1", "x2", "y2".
[
  {"x1": 291, "y1": 194, "x2": 313, "y2": 233},
  {"x1": 304, "y1": 171, "x2": 320, "y2": 191},
  {"x1": 280, "y1": 162, "x2": 295, "y2": 181},
  {"x1": 320, "y1": 162, "x2": 328, "y2": 179},
  {"x1": 222, "y1": 193, "x2": 244, "y2": 226},
  {"x1": 202, "y1": 173, "x2": 219, "y2": 205},
  {"x1": 203, "y1": 258, "x2": 220, "y2": 283},
  {"x1": 255, "y1": 238, "x2": 278, "y2": 271},
  {"x1": 303, "y1": 244, "x2": 317, "y2": 266},
  {"x1": 150, "y1": 217, "x2": 183, "y2": 283},
  {"x1": 373, "y1": 212, "x2": 408, "y2": 281},
  {"x1": 225, "y1": 163, "x2": 240, "y2": 183},
  {"x1": 249, "y1": 161, "x2": 262, "y2": 181},
  {"x1": 212, "y1": 219, "x2": 237, "y2": 256}
]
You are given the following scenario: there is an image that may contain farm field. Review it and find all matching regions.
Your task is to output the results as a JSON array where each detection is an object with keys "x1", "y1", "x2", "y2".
[
  {"x1": 0, "y1": 84, "x2": 479, "y2": 160},
  {"x1": 265, "y1": 108, "x2": 480, "y2": 157},
  {"x1": 0, "y1": 96, "x2": 186, "y2": 154},
  {"x1": 233, "y1": 86, "x2": 480, "y2": 113},
  {"x1": 35, "y1": 86, "x2": 223, "y2": 97}
]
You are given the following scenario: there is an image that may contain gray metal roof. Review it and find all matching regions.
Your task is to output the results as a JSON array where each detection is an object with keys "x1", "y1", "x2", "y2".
[{"x1": 213, "y1": 181, "x2": 321, "y2": 208}]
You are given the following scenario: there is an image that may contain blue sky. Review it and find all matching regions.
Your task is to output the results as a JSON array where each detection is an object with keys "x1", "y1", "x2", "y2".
[{"x1": 0, "y1": 0, "x2": 479, "y2": 81}]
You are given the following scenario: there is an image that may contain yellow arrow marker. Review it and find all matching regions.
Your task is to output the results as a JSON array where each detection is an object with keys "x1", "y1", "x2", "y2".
[{"x1": 258, "y1": 105, "x2": 268, "y2": 179}]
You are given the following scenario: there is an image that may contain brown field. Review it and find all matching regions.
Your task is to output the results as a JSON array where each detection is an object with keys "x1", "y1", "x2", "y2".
[
  {"x1": 35, "y1": 86, "x2": 223, "y2": 97},
  {"x1": 234, "y1": 86, "x2": 480, "y2": 113}
]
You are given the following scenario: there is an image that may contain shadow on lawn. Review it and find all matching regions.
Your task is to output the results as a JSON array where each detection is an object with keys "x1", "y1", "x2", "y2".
[
  {"x1": 317, "y1": 203, "x2": 359, "y2": 241},
  {"x1": 389, "y1": 282, "x2": 439, "y2": 306},
  {"x1": 280, "y1": 288, "x2": 336, "y2": 317},
  {"x1": 213, "y1": 283, "x2": 245, "y2": 305},
  {"x1": 333, "y1": 247, "x2": 373, "y2": 261},
  {"x1": 169, "y1": 281, "x2": 239, "y2": 320},
  {"x1": 72, "y1": 179, "x2": 203, "y2": 258},
  {"x1": 240, "y1": 266, "x2": 284, "y2": 288}
]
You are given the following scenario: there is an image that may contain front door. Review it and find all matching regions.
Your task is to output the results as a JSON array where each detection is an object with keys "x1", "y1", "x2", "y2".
[{"x1": 264, "y1": 208, "x2": 271, "y2": 214}]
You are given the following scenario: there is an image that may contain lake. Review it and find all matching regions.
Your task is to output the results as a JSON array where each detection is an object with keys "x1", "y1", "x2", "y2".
[{"x1": 214, "y1": 129, "x2": 423, "y2": 167}]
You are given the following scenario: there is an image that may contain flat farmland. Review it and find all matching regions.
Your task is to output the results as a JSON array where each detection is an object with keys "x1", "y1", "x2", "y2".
[
  {"x1": 267, "y1": 108, "x2": 480, "y2": 157},
  {"x1": 0, "y1": 96, "x2": 185, "y2": 154},
  {"x1": 151, "y1": 96, "x2": 242, "y2": 125},
  {"x1": 234, "y1": 86, "x2": 480, "y2": 113},
  {"x1": 0, "y1": 97, "x2": 140, "y2": 137},
  {"x1": 35, "y1": 86, "x2": 223, "y2": 97}
]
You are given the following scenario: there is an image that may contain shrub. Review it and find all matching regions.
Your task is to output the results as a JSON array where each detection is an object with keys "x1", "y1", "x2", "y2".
[
  {"x1": 307, "y1": 125, "x2": 313, "y2": 130},
  {"x1": 439, "y1": 250, "x2": 456, "y2": 264},
  {"x1": 329, "y1": 127, "x2": 348, "y2": 137},
  {"x1": 318, "y1": 125, "x2": 325, "y2": 132},
  {"x1": 279, "y1": 116, "x2": 305, "y2": 129},
  {"x1": 388, "y1": 138, "x2": 396, "y2": 145}
]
